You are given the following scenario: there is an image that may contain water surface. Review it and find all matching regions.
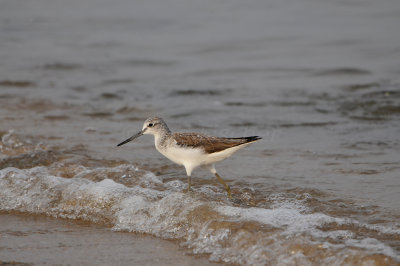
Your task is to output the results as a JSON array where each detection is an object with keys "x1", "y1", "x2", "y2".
[{"x1": 1, "y1": 0, "x2": 400, "y2": 264}]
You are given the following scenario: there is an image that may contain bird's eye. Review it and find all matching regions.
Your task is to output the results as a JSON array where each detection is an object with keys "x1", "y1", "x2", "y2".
[{"x1": 148, "y1": 123, "x2": 154, "y2": 127}]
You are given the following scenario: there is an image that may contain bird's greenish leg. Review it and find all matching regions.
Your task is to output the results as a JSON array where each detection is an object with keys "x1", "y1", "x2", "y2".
[
  {"x1": 215, "y1": 173, "x2": 232, "y2": 199},
  {"x1": 186, "y1": 175, "x2": 192, "y2": 193}
]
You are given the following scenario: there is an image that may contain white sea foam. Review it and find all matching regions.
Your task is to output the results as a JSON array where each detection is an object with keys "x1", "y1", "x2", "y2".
[
  {"x1": 0, "y1": 165, "x2": 399, "y2": 264},
  {"x1": 216, "y1": 205, "x2": 336, "y2": 233}
]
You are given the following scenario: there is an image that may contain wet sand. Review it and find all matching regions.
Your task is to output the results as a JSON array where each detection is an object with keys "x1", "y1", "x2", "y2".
[{"x1": 0, "y1": 213, "x2": 217, "y2": 266}]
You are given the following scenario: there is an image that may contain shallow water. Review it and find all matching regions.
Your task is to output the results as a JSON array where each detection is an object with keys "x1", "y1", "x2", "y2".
[
  {"x1": 0, "y1": 213, "x2": 215, "y2": 266},
  {"x1": 1, "y1": 0, "x2": 400, "y2": 265}
]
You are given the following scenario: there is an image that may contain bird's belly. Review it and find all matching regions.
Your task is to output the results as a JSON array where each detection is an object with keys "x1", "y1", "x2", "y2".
[
  {"x1": 157, "y1": 146, "x2": 207, "y2": 167},
  {"x1": 156, "y1": 144, "x2": 247, "y2": 167}
]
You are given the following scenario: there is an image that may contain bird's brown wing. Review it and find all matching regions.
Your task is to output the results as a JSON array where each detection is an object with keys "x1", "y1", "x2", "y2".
[{"x1": 173, "y1": 133, "x2": 261, "y2": 154}]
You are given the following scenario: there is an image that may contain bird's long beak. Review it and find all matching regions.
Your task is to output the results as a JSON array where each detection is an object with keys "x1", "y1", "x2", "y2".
[{"x1": 116, "y1": 129, "x2": 145, "y2": 147}]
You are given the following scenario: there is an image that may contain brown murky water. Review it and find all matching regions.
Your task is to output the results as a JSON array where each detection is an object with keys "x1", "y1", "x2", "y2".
[{"x1": 1, "y1": 0, "x2": 400, "y2": 265}]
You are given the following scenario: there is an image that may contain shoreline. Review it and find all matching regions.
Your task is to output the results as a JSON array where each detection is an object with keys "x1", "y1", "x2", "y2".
[{"x1": 0, "y1": 213, "x2": 219, "y2": 266}]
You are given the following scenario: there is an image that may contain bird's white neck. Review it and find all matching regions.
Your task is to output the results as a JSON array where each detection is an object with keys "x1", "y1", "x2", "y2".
[{"x1": 153, "y1": 132, "x2": 170, "y2": 151}]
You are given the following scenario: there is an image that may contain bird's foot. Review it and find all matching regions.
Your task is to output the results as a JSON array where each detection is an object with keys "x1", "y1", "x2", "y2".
[
  {"x1": 185, "y1": 183, "x2": 192, "y2": 193},
  {"x1": 226, "y1": 189, "x2": 233, "y2": 200}
]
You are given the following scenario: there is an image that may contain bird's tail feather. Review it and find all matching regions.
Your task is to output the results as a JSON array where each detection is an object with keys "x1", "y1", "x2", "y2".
[{"x1": 229, "y1": 136, "x2": 262, "y2": 143}]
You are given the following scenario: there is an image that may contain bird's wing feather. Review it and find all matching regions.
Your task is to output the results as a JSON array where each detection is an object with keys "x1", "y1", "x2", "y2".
[{"x1": 173, "y1": 133, "x2": 261, "y2": 154}]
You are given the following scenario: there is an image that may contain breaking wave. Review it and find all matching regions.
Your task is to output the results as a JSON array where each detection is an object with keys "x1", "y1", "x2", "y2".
[{"x1": 1, "y1": 164, "x2": 399, "y2": 265}]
